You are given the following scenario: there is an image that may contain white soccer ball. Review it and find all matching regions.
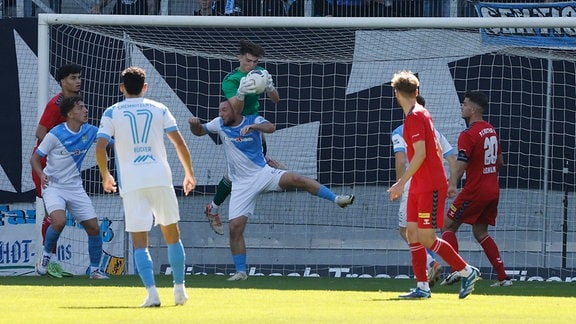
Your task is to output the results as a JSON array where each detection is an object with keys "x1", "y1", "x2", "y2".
[{"x1": 246, "y1": 69, "x2": 269, "y2": 94}]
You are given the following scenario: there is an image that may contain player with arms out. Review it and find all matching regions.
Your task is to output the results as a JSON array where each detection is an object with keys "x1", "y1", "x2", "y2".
[
  {"x1": 31, "y1": 95, "x2": 108, "y2": 280},
  {"x1": 95, "y1": 66, "x2": 196, "y2": 307},
  {"x1": 32, "y1": 63, "x2": 82, "y2": 278},
  {"x1": 189, "y1": 100, "x2": 354, "y2": 281},
  {"x1": 391, "y1": 94, "x2": 457, "y2": 288},
  {"x1": 440, "y1": 91, "x2": 511, "y2": 287},
  {"x1": 204, "y1": 39, "x2": 281, "y2": 236},
  {"x1": 387, "y1": 70, "x2": 480, "y2": 299}
]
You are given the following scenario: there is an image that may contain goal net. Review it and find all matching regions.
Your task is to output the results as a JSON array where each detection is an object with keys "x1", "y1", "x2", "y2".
[{"x1": 35, "y1": 14, "x2": 576, "y2": 280}]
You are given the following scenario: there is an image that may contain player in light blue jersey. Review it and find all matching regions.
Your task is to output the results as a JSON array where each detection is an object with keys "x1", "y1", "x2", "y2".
[
  {"x1": 30, "y1": 95, "x2": 108, "y2": 280},
  {"x1": 189, "y1": 100, "x2": 355, "y2": 281},
  {"x1": 391, "y1": 94, "x2": 457, "y2": 289},
  {"x1": 95, "y1": 66, "x2": 196, "y2": 307}
]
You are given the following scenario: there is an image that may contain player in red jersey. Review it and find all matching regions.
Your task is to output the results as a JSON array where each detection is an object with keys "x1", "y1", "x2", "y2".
[
  {"x1": 441, "y1": 91, "x2": 512, "y2": 287},
  {"x1": 33, "y1": 63, "x2": 82, "y2": 277},
  {"x1": 387, "y1": 70, "x2": 480, "y2": 299}
]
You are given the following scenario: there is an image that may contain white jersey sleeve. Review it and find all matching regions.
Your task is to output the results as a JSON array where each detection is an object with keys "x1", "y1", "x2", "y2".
[
  {"x1": 435, "y1": 129, "x2": 456, "y2": 159},
  {"x1": 391, "y1": 125, "x2": 406, "y2": 153}
]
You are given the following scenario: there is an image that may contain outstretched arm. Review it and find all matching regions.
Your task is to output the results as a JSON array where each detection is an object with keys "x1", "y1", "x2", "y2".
[
  {"x1": 188, "y1": 117, "x2": 207, "y2": 136},
  {"x1": 240, "y1": 121, "x2": 276, "y2": 135}
]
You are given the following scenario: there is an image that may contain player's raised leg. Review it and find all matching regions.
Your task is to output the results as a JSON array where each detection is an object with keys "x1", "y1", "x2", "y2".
[{"x1": 278, "y1": 172, "x2": 355, "y2": 208}]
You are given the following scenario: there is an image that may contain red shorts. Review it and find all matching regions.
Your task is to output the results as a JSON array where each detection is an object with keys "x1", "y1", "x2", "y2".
[
  {"x1": 447, "y1": 195, "x2": 499, "y2": 226},
  {"x1": 406, "y1": 190, "x2": 446, "y2": 229}
]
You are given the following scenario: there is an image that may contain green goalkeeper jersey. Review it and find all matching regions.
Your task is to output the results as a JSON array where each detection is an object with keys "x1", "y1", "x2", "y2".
[{"x1": 222, "y1": 67, "x2": 266, "y2": 116}]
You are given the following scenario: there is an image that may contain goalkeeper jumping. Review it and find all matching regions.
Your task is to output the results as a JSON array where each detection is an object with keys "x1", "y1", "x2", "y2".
[{"x1": 204, "y1": 40, "x2": 281, "y2": 235}]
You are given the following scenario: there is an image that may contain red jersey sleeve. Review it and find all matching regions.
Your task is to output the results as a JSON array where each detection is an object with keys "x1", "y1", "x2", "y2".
[{"x1": 38, "y1": 93, "x2": 66, "y2": 130}]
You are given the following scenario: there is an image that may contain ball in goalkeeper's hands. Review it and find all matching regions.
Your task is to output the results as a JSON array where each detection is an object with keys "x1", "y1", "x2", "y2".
[{"x1": 246, "y1": 69, "x2": 269, "y2": 94}]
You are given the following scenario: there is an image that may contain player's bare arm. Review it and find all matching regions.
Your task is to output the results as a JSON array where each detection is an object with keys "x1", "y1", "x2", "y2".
[
  {"x1": 166, "y1": 130, "x2": 197, "y2": 195},
  {"x1": 394, "y1": 151, "x2": 407, "y2": 181},
  {"x1": 95, "y1": 138, "x2": 117, "y2": 193},
  {"x1": 447, "y1": 158, "x2": 467, "y2": 198},
  {"x1": 188, "y1": 117, "x2": 207, "y2": 136},
  {"x1": 496, "y1": 152, "x2": 504, "y2": 172},
  {"x1": 264, "y1": 73, "x2": 280, "y2": 104},
  {"x1": 35, "y1": 125, "x2": 50, "y2": 143},
  {"x1": 388, "y1": 140, "x2": 425, "y2": 201},
  {"x1": 30, "y1": 153, "x2": 49, "y2": 188},
  {"x1": 240, "y1": 122, "x2": 275, "y2": 135}
]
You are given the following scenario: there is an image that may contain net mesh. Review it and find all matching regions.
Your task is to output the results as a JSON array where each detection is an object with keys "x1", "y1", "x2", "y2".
[{"x1": 36, "y1": 18, "x2": 576, "y2": 278}]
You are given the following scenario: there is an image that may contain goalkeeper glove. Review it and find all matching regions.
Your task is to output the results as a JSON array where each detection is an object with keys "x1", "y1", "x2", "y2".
[
  {"x1": 236, "y1": 77, "x2": 256, "y2": 101},
  {"x1": 265, "y1": 72, "x2": 275, "y2": 92}
]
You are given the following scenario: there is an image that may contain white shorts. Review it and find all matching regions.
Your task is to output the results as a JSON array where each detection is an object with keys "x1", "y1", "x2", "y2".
[
  {"x1": 121, "y1": 186, "x2": 180, "y2": 232},
  {"x1": 229, "y1": 165, "x2": 286, "y2": 220},
  {"x1": 43, "y1": 185, "x2": 97, "y2": 223},
  {"x1": 397, "y1": 179, "x2": 411, "y2": 228}
]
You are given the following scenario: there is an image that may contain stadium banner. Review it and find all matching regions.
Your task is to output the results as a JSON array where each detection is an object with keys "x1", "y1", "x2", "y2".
[
  {"x1": 160, "y1": 264, "x2": 576, "y2": 283},
  {"x1": 0, "y1": 200, "x2": 126, "y2": 276},
  {"x1": 476, "y1": 1, "x2": 576, "y2": 48}
]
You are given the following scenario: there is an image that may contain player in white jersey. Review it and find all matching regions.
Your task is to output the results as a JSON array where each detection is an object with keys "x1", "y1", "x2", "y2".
[
  {"x1": 391, "y1": 95, "x2": 457, "y2": 288},
  {"x1": 95, "y1": 66, "x2": 196, "y2": 307},
  {"x1": 30, "y1": 95, "x2": 108, "y2": 279},
  {"x1": 189, "y1": 100, "x2": 355, "y2": 281}
]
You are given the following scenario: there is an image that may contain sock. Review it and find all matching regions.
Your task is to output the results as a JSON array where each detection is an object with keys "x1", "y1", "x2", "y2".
[
  {"x1": 44, "y1": 226, "x2": 61, "y2": 255},
  {"x1": 134, "y1": 248, "x2": 156, "y2": 288},
  {"x1": 232, "y1": 254, "x2": 247, "y2": 273},
  {"x1": 147, "y1": 285, "x2": 159, "y2": 299},
  {"x1": 441, "y1": 230, "x2": 459, "y2": 271},
  {"x1": 441, "y1": 230, "x2": 459, "y2": 252},
  {"x1": 213, "y1": 177, "x2": 232, "y2": 206},
  {"x1": 317, "y1": 185, "x2": 337, "y2": 202},
  {"x1": 42, "y1": 217, "x2": 58, "y2": 254},
  {"x1": 417, "y1": 281, "x2": 430, "y2": 291},
  {"x1": 430, "y1": 238, "x2": 467, "y2": 272},
  {"x1": 88, "y1": 235, "x2": 103, "y2": 268},
  {"x1": 168, "y1": 240, "x2": 186, "y2": 285},
  {"x1": 409, "y1": 243, "x2": 428, "y2": 284},
  {"x1": 459, "y1": 265, "x2": 473, "y2": 277},
  {"x1": 425, "y1": 251, "x2": 435, "y2": 268},
  {"x1": 480, "y1": 235, "x2": 507, "y2": 280}
]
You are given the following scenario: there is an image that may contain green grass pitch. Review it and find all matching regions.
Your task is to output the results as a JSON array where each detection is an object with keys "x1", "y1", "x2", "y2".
[{"x1": 1, "y1": 275, "x2": 575, "y2": 323}]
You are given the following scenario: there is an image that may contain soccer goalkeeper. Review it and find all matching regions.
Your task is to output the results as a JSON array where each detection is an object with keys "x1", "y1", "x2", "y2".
[{"x1": 204, "y1": 40, "x2": 281, "y2": 235}]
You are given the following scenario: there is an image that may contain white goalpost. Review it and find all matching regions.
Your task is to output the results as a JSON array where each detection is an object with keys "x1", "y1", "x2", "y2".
[{"x1": 35, "y1": 14, "x2": 576, "y2": 280}]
